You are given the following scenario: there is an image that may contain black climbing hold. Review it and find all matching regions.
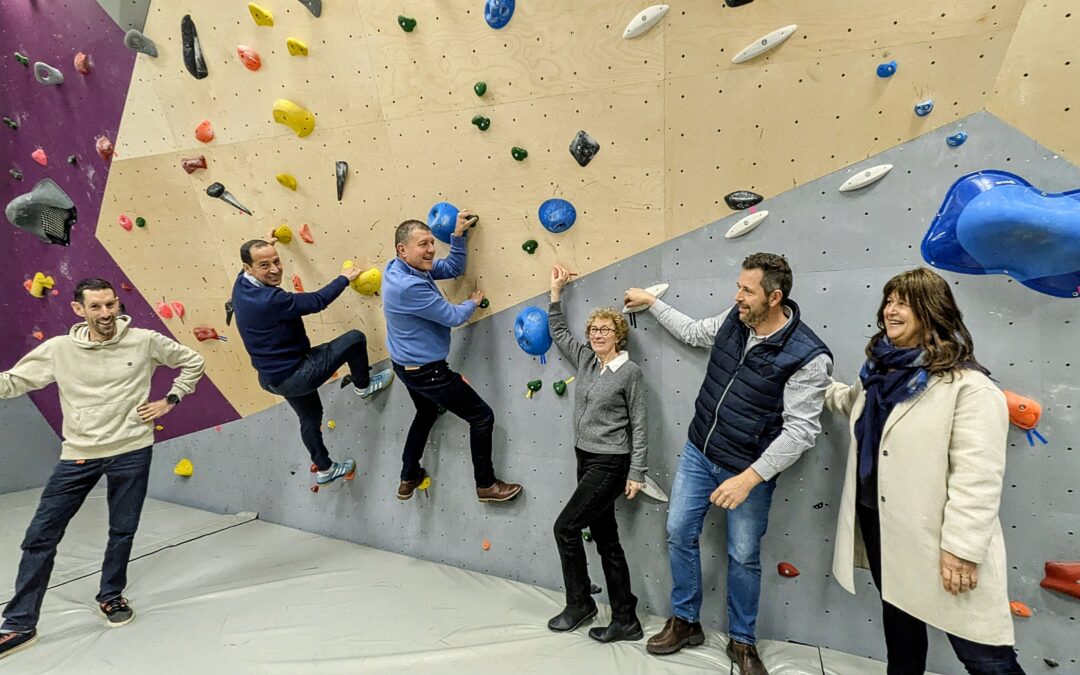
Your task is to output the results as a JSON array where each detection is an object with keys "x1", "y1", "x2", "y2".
[
  {"x1": 225, "y1": 300, "x2": 234, "y2": 326},
  {"x1": 589, "y1": 584, "x2": 602, "y2": 594},
  {"x1": 135, "y1": 217, "x2": 146, "y2": 228},
  {"x1": 398, "y1": 15, "x2": 417, "y2": 32},
  {"x1": 9, "y1": 168, "x2": 23, "y2": 181},
  {"x1": 181, "y1": 15, "x2": 208, "y2": 80},
  {"x1": 296, "y1": 0, "x2": 322, "y2": 17},
  {"x1": 336, "y1": 161, "x2": 348, "y2": 201},
  {"x1": 3, "y1": 117, "x2": 17, "y2": 130},
  {"x1": 812, "y1": 502, "x2": 825, "y2": 510},
  {"x1": 522, "y1": 239, "x2": 538, "y2": 254},
  {"x1": 206, "y1": 182, "x2": 225, "y2": 198},
  {"x1": 67, "y1": 155, "x2": 77, "y2": 165},
  {"x1": 724, "y1": 190, "x2": 764, "y2": 211},
  {"x1": 14, "y1": 52, "x2": 29, "y2": 67},
  {"x1": 474, "y1": 81, "x2": 487, "y2": 97},
  {"x1": 471, "y1": 115, "x2": 491, "y2": 131},
  {"x1": 511, "y1": 146, "x2": 528, "y2": 161},
  {"x1": 206, "y1": 182, "x2": 253, "y2": 215},
  {"x1": 569, "y1": 130, "x2": 599, "y2": 167},
  {"x1": 725, "y1": 0, "x2": 755, "y2": 5},
  {"x1": 436, "y1": 405, "x2": 447, "y2": 416},
  {"x1": 479, "y1": 298, "x2": 490, "y2": 309}
]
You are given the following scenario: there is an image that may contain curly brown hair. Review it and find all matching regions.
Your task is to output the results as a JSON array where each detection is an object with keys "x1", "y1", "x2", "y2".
[
  {"x1": 585, "y1": 307, "x2": 629, "y2": 351},
  {"x1": 867, "y1": 267, "x2": 984, "y2": 376}
]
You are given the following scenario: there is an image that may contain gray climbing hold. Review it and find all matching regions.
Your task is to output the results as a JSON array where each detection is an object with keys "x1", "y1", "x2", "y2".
[
  {"x1": 206, "y1": 182, "x2": 253, "y2": 216},
  {"x1": 124, "y1": 29, "x2": 159, "y2": 58},
  {"x1": 181, "y1": 15, "x2": 208, "y2": 80},
  {"x1": 5, "y1": 178, "x2": 77, "y2": 246},
  {"x1": 33, "y1": 62, "x2": 64, "y2": 86},
  {"x1": 336, "y1": 161, "x2": 348, "y2": 201},
  {"x1": 297, "y1": 0, "x2": 322, "y2": 17},
  {"x1": 569, "y1": 130, "x2": 600, "y2": 167}
]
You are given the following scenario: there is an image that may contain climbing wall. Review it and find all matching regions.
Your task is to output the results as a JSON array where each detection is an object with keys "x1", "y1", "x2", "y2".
[
  {"x1": 97, "y1": 0, "x2": 1022, "y2": 417},
  {"x1": 0, "y1": 397, "x2": 58, "y2": 493},
  {"x1": 149, "y1": 112, "x2": 1079, "y2": 675},
  {"x1": 0, "y1": 1, "x2": 239, "y2": 447}
]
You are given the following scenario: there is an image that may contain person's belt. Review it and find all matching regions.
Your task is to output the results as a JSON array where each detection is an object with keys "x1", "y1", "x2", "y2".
[{"x1": 393, "y1": 360, "x2": 445, "y2": 372}]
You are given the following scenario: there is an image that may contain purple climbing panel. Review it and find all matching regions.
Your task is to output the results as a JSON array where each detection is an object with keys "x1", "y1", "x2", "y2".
[{"x1": 0, "y1": 3, "x2": 240, "y2": 440}]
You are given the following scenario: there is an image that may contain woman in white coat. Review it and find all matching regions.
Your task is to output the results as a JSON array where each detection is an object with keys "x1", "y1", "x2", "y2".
[{"x1": 825, "y1": 268, "x2": 1024, "y2": 675}]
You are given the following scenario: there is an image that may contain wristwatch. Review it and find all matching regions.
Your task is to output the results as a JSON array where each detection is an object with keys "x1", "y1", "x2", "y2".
[{"x1": 166, "y1": 394, "x2": 181, "y2": 405}]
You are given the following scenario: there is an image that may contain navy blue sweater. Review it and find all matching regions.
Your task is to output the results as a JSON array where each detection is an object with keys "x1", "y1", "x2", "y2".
[{"x1": 231, "y1": 272, "x2": 349, "y2": 385}]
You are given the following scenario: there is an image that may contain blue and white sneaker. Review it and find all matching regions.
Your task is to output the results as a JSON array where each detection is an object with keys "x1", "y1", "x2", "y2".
[
  {"x1": 316, "y1": 458, "x2": 356, "y2": 485},
  {"x1": 356, "y1": 368, "x2": 394, "y2": 399}
]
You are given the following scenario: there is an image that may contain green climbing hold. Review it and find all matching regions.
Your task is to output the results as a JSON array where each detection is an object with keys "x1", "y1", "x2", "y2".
[
  {"x1": 9, "y1": 168, "x2": 23, "y2": 180},
  {"x1": 527, "y1": 379, "x2": 542, "y2": 392},
  {"x1": 14, "y1": 52, "x2": 29, "y2": 67},
  {"x1": 474, "y1": 81, "x2": 487, "y2": 97},
  {"x1": 522, "y1": 239, "x2": 538, "y2": 254},
  {"x1": 67, "y1": 155, "x2": 77, "y2": 165},
  {"x1": 511, "y1": 147, "x2": 528, "y2": 161},
  {"x1": 436, "y1": 405, "x2": 447, "y2": 416},
  {"x1": 553, "y1": 380, "x2": 567, "y2": 396},
  {"x1": 479, "y1": 298, "x2": 490, "y2": 309},
  {"x1": 582, "y1": 530, "x2": 593, "y2": 542},
  {"x1": 471, "y1": 115, "x2": 491, "y2": 131},
  {"x1": 398, "y1": 15, "x2": 416, "y2": 32},
  {"x1": 3, "y1": 117, "x2": 17, "y2": 130},
  {"x1": 135, "y1": 217, "x2": 147, "y2": 228}
]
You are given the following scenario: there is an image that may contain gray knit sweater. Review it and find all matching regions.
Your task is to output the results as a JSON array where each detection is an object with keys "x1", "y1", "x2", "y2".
[{"x1": 548, "y1": 301, "x2": 648, "y2": 481}]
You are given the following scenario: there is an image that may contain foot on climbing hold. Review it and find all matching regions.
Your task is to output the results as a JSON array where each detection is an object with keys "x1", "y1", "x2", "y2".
[
  {"x1": 236, "y1": 45, "x2": 261, "y2": 71},
  {"x1": 398, "y1": 15, "x2": 417, "y2": 32},
  {"x1": 539, "y1": 198, "x2": 576, "y2": 233},
  {"x1": 248, "y1": 3, "x2": 274, "y2": 26},
  {"x1": 569, "y1": 130, "x2": 600, "y2": 167},
  {"x1": 277, "y1": 173, "x2": 298, "y2": 190},
  {"x1": 474, "y1": 81, "x2": 487, "y2": 96},
  {"x1": 876, "y1": 60, "x2": 897, "y2": 78},
  {"x1": 124, "y1": 29, "x2": 158, "y2": 57},
  {"x1": 484, "y1": 0, "x2": 515, "y2": 29},
  {"x1": 206, "y1": 182, "x2": 253, "y2": 216},
  {"x1": 914, "y1": 99, "x2": 934, "y2": 117},
  {"x1": 296, "y1": 0, "x2": 322, "y2": 17},
  {"x1": 74, "y1": 52, "x2": 91, "y2": 74},
  {"x1": 286, "y1": 38, "x2": 308, "y2": 56},
  {"x1": 3, "y1": 117, "x2": 17, "y2": 130},
  {"x1": 33, "y1": 62, "x2": 64, "y2": 86},
  {"x1": 96, "y1": 136, "x2": 115, "y2": 161},
  {"x1": 31, "y1": 149, "x2": 47, "y2": 166},
  {"x1": 522, "y1": 239, "x2": 538, "y2": 254},
  {"x1": 273, "y1": 99, "x2": 316, "y2": 137},
  {"x1": 182, "y1": 155, "x2": 207, "y2": 174},
  {"x1": 181, "y1": 15, "x2": 208, "y2": 80},
  {"x1": 194, "y1": 120, "x2": 215, "y2": 143},
  {"x1": 335, "y1": 161, "x2": 348, "y2": 200},
  {"x1": 5, "y1": 178, "x2": 77, "y2": 245},
  {"x1": 946, "y1": 131, "x2": 968, "y2": 147},
  {"x1": 724, "y1": 190, "x2": 763, "y2": 210},
  {"x1": 511, "y1": 146, "x2": 528, "y2": 161},
  {"x1": 471, "y1": 115, "x2": 491, "y2": 131}
]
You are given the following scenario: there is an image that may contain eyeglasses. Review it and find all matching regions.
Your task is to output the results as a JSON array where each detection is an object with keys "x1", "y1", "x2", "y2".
[{"x1": 587, "y1": 326, "x2": 614, "y2": 336}]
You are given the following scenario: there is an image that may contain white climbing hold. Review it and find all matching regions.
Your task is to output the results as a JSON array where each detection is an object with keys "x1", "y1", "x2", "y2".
[
  {"x1": 623, "y1": 5, "x2": 670, "y2": 39},
  {"x1": 732, "y1": 25, "x2": 798, "y2": 64},
  {"x1": 623, "y1": 283, "x2": 669, "y2": 313},
  {"x1": 725, "y1": 210, "x2": 769, "y2": 239},
  {"x1": 838, "y1": 164, "x2": 893, "y2": 192}
]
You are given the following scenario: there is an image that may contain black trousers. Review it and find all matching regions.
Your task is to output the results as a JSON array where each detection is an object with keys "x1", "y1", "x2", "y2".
[
  {"x1": 856, "y1": 503, "x2": 1025, "y2": 675},
  {"x1": 553, "y1": 448, "x2": 637, "y2": 622}
]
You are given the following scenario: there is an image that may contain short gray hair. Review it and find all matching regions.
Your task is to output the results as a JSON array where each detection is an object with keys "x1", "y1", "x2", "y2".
[{"x1": 395, "y1": 220, "x2": 430, "y2": 247}]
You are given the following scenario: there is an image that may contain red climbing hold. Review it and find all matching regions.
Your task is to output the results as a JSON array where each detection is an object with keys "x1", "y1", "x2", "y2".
[
  {"x1": 777, "y1": 562, "x2": 800, "y2": 577},
  {"x1": 118, "y1": 214, "x2": 133, "y2": 231},
  {"x1": 31, "y1": 148, "x2": 47, "y2": 166},
  {"x1": 96, "y1": 136, "x2": 115, "y2": 161},
  {"x1": 120, "y1": 281, "x2": 133, "y2": 291},
  {"x1": 292, "y1": 275, "x2": 304, "y2": 292},
  {"x1": 171, "y1": 301, "x2": 185, "y2": 319},
  {"x1": 74, "y1": 52, "x2": 91, "y2": 75},
  {"x1": 193, "y1": 326, "x2": 219, "y2": 341},
  {"x1": 156, "y1": 302, "x2": 173, "y2": 319},
  {"x1": 181, "y1": 155, "x2": 207, "y2": 174},
  {"x1": 31, "y1": 330, "x2": 44, "y2": 341},
  {"x1": 299, "y1": 223, "x2": 314, "y2": 243},
  {"x1": 236, "y1": 45, "x2": 262, "y2": 71},
  {"x1": 1040, "y1": 561, "x2": 1080, "y2": 600},
  {"x1": 309, "y1": 463, "x2": 318, "y2": 473},
  {"x1": 310, "y1": 485, "x2": 319, "y2": 493},
  {"x1": 1009, "y1": 601, "x2": 1032, "y2": 618},
  {"x1": 194, "y1": 120, "x2": 215, "y2": 143}
]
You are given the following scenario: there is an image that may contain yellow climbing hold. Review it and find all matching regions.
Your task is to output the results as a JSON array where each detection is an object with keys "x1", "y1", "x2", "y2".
[
  {"x1": 174, "y1": 458, "x2": 194, "y2": 477},
  {"x1": 272, "y1": 99, "x2": 316, "y2": 137},
  {"x1": 343, "y1": 260, "x2": 381, "y2": 295},
  {"x1": 417, "y1": 476, "x2": 432, "y2": 490},
  {"x1": 286, "y1": 38, "x2": 308, "y2": 56},
  {"x1": 276, "y1": 173, "x2": 297, "y2": 191},
  {"x1": 28, "y1": 272, "x2": 55, "y2": 298},
  {"x1": 274, "y1": 225, "x2": 293, "y2": 244},
  {"x1": 327, "y1": 419, "x2": 336, "y2": 430},
  {"x1": 248, "y1": 3, "x2": 274, "y2": 26}
]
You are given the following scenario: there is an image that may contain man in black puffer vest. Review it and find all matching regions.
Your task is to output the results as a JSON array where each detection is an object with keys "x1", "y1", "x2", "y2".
[{"x1": 625, "y1": 253, "x2": 832, "y2": 675}]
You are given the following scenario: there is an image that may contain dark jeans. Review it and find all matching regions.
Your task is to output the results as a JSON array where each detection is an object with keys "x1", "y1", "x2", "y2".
[
  {"x1": 553, "y1": 449, "x2": 637, "y2": 622},
  {"x1": 857, "y1": 504, "x2": 1025, "y2": 675},
  {"x1": 2, "y1": 446, "x2": 152, "y2": 631},
  {"x1": 261, "y1": 330, "x2": 370, "y2": 472},
  {"x1": 393, "y1": 361, "x2": 496, "y2": 488}
]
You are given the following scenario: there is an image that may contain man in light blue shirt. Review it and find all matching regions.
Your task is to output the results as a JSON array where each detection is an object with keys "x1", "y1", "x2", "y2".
[{"x1": 383, "y1": 212, "x2": 523, "y2": 503}]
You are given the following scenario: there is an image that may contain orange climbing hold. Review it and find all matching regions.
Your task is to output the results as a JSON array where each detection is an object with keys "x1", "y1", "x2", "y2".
[
  {"x1": 1004, "y1": 390, "x2": 1041, "y2": 430},
  {"x1": 1009, "y1": 601, "x2": 1032, "y2": 618},
  {"x1": 292, "y1": 275, "x2": 304, "y2": 292},
  {"x1": 194, "y1": 119, "x2": 215, "y2": 143},
  {"x1": 31, "y1": 330, "x2": 44, "y2": 341},
  {"x1": 777, "y1": 562, "x2": 800, "y2": 577},
  {"x1": 1040, "y1": 561, "x2": 1080, "y2": 600},
  {"x1": 74, "y1": 52, "x2": 91, "y2": 75},
  {"x1": 482, "y1": 539, "x2": 491, "y2": 551},
  {"x1": 236, "y1": 45, "x2": 262, "y2": 71},
  {"x1": 299, "y1": 223, "x2": 314, "y2": 243},
  {"x1": 31, "y1": 148, "x2": 47, "y2": 166},
  {"x1": 96, "y1": 136, "x2": 115, "y2": 161}
]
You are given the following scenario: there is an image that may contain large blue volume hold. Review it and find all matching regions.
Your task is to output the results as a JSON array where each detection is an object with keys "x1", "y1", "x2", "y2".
[
  {"x1": 538, "y1": 198, "x2": 577, "y2": 233},
  {"x1": 514, "y1": 306, "x2": 552, "y2": 356},
  {"x1": 427, "y1": 201, "x2": 459, "y2": 243},
  {"x1": 485, "y1": 0, "x2": 515, "y2": 29}
]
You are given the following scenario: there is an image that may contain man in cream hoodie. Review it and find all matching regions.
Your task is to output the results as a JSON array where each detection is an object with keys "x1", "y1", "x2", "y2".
[{"x1": 0, "y1": 279, "x2": 204, "y2": 661}]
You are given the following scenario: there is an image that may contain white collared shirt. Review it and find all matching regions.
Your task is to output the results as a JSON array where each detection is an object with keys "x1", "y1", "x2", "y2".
[{"x1": 596, "y1": 350, "x2": 630, "y2": 373}]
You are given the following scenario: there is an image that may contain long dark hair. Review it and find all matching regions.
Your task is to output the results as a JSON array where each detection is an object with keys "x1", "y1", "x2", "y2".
[{"x1": 867, "y1": 268, "x2": 985, "y2": 376}]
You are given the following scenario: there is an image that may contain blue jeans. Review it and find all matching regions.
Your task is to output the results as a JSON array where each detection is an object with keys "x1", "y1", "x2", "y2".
[
  {"x1": 260, "y1": 330, "x2": 370, "y2": 471},
  {"x1": 666, "y1": 441, "x2": 776, "y2": 645},
  {"x1": 2, "y1": 446, "x2": 152, "y2": 631}
]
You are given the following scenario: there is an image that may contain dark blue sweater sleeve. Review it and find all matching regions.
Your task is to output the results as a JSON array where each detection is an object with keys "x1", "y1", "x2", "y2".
[{"x1": 274, "y1": 276, "x2": 350, "y2": 319}]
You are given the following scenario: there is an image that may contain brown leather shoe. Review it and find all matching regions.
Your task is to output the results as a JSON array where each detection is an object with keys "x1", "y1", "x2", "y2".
[
  {"x1": 397, "y1": 469, "x2": 427, "y2": 501},
  {"x1": 646, "y1": 616, "x2": 705, "y2": 655},
  {"x1": 476, "y1": 480, "x2": 522, "y2": 502},
  {"x1": 726, "y1": 639, "x2": 769, "y2": 675}
]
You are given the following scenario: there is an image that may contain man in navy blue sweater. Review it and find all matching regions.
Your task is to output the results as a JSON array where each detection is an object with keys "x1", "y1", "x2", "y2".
[
  {"x1": 383, "y1": 212, "x2": 522, "y2": 503},
  {"x1": 232, "y1": 239, "x2": 393, "y2": 485}
]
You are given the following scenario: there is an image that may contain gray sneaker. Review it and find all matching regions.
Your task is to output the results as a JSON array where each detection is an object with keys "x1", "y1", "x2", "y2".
[
  {"x1": 99, "y1": 597, "x2": 135, "y2": 627},
  {"x1": 316, "y1": 458, "x2": 356, "y2": 485},
  {"x1": 356, "y1": 368, "x2": 394, "y2": 399}
]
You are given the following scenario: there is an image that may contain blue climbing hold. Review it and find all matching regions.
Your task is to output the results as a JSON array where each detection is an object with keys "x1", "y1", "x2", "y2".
[
  {"x1": 946, "y1": 131, "x2": 968, "y2": 147},
  {"x1": 514, "y1": 306, "x2": 552, "y2": 358},
  {"x1": 914, "y1": 99, "x2": 934, "y2": 117},
  {"x1": 426, "y1": 201, "x2": 459, "y2": 244},
  {"x1": 922, "y1": 170, "x2": 1080, "y2": 298},
  {"x1": 538, "y1": 198, "x2": 577, "y2": 234},
  {"x1": 876, "y1": 60, "x2": 897, "y2": 78},
  {"x1": 484, "y1": 0, "x2": 515, "y2": 29}
]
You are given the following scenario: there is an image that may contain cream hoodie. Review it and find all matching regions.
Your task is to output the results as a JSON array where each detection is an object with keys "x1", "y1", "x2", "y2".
[{"x1": 0, "y1": 316, "x2": 205, "y2": 460}]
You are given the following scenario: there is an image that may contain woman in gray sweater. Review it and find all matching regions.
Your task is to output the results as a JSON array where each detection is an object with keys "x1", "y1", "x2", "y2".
[{"x1": 546, "y1": 264, "x2": 649, "y2": 644}]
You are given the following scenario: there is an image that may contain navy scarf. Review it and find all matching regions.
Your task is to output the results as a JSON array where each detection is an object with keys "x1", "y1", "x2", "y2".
[{"x1": 854, "y1": 339, "x2": 928, "y2": 480}]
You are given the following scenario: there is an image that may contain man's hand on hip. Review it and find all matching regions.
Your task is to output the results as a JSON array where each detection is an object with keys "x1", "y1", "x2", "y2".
[{"x1": 137, "y1": 399, "x2": 174, "y2": 423}]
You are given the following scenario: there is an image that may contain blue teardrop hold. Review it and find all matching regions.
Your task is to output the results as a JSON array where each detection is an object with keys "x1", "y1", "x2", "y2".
[
  {"x1": 538, "y1": 198, "x2": 577, "y2": 234},
  {"x1": 946, "y1": 131, "x2": 968, "y2": 147},
  {"x1": 484, "y1": 0, "x2": 515, "y2": 29},
  {"x1": 426, "y1": 201, "x2": 459, "y2": 243},
  {"x1": 876, "y1": 60, "x2": 897, "y2": 78}
]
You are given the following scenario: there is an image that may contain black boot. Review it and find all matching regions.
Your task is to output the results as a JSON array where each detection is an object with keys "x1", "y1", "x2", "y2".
[
  {"x1": 588, "y1": 617, "x2": 643, "y2": 643},
  {"x1": 547, "y1": 602, "x2": 597, "y2": 632}
]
